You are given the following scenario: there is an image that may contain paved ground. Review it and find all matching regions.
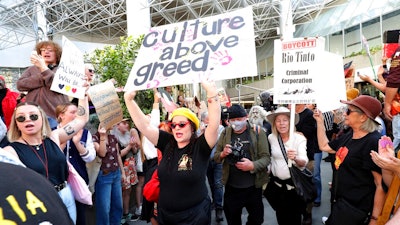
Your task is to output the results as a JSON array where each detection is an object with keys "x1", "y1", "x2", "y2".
[{"x1": 88, "y1": 152, "x2": 333, "y2": 225}]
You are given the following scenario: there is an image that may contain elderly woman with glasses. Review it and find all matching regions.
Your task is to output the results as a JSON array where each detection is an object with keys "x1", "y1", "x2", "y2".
[
  {"x1": 2, "y1": 96, "x2": 89, "y2": 223},
  {"x1": 313, "y1": 95, "x2": 385, "y2": 225},
  {"x1": 124, "y1": 81, "x2": 220, "y2": 225}
]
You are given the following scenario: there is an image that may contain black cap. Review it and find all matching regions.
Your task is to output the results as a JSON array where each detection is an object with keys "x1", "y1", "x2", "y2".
[
  {"x1": 0, "y1": 162, "x2": 74, "y2": 224},
  {"x1": 227, "y1": 104, "x2": 247, "y2": 119}
]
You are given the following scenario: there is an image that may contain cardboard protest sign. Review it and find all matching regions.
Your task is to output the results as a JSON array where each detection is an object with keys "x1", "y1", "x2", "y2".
[
  {"x1": 124, "y1": 7, "x2": 257, "y2": 91},
  {"x1": 87, "y1": 80, "x2": 123, "y2": 130},
  {"x1": 50, "y1": 36, "x2": 85, "y2": 99},
  {"x1": 273, "y1": 37, "x2": 325, "y2": 105}
]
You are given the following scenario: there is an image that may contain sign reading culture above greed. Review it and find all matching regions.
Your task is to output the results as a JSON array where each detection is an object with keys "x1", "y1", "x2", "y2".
[{"x1": 124, "y1": 7, "x2": 257, "y2": 91}]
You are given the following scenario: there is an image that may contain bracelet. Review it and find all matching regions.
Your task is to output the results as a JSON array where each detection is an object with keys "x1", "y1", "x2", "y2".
[
  {"x1": 207, "y1": 95, "x2": 219, "y2": 103},
  {"x1": 370, "y1": 216, "x2": 378, "y2": 220}
]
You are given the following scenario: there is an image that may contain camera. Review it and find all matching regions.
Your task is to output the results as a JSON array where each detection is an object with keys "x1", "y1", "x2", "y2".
[{"x1": 226, "y1": 141, "x2": 244, "y2": 165}]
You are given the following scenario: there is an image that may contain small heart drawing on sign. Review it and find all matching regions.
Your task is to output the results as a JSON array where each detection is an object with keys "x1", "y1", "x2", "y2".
[
  {"x1": 58, "y1": 84, "x2": 65, "y2": 89},
  {"x1": 72, "y1": 88, "x2": 77, "y2": 93},
  {"x1": 65, "y1": 86, "x2": 71, "y2": 92}
]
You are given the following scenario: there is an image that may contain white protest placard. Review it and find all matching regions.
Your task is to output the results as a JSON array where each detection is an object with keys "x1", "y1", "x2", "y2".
[
  {"x1": 273, "y1": 37, "x2": 325, "y2": 105},
  {"x1": 50, "y1": 36, "x2": 85, "y2": 99},
  {"x1": 124, "y1": 7, "x2": 257, "y2": 91},
  {"x1": 87, "y1": 80, "x2": 123, "y2": 130},
  {"x1": 314, "y1": 52, "x2": 347, "y2": 112}
]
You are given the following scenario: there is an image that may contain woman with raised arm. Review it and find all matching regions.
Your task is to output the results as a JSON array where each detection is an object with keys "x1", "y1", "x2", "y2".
[
  {"x1": 313, "y1": 95, "x2": 385, "y2": 225},
  {"x1": 124, "y1": 81, "x2": 221, "y2": 225},
  {"x1": 56, "y1": 102, "x2": 96, "y2": 225},
  {"x1": 3, "y1": 94, "x2": 89, "y2": 223}
]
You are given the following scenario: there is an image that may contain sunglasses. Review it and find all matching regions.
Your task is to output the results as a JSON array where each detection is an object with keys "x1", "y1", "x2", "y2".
[
  {"x1": 88, "y1": 69, "x2": 95, "y2": 73},
  {"x1": 16, "y1": 114, "x2": 39, "y2": 123},
  {"x1": 346, "y1": 108, "x2": 361, "y2": 116},
  {"x1": 169, "y1": 121, "x2": 190, "y2": 129}
]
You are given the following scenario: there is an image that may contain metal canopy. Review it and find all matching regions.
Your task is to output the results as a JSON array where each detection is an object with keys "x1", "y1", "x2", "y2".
[{"x1": 0, "y1": 0, "x2": 372, "y2": 50}]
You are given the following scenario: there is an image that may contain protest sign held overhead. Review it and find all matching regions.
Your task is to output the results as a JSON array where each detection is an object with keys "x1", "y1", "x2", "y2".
[
  {"x1": 88, "y1": 80, "x2": 123, "y2": 130},
  {"x1": 50, "y1": 36, "x2": 86, "y2": 99},
  {"x1": 124, "y1": 7, "x2": 257, "y2": 91},
  {"x1": 273, "y1": 37, "x2": 325, "y2": 105},
  {"x1": 274, "y1": 37, "x2": 346, "y2": 112}
]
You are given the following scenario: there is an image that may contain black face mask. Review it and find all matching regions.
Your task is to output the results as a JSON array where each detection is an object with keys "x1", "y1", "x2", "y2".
[{"x1": 48, "y1": 64, "x2": 58, "y2": 70}]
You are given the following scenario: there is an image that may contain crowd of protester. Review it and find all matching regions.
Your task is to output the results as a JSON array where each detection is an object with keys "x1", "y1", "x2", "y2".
[{"x1": 1, "y1": 39, "x2": 400, "y2": 225}]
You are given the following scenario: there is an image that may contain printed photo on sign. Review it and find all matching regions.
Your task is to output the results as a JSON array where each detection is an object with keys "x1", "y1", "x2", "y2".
[
  {"x1": 124, "y1": 7, "x2": 257, "y2": 91},
  {"x1": 50, "y1": 36, "x2": 86, "y2": 99}
]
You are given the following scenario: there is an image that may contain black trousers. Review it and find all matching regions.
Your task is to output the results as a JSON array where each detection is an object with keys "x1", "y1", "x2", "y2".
[
  {"x1": 224, "y1": 185, "x2": 264, "y2": 225},
  {"x1": 266, "y1": 179, "x2": 304, "y2": 225}
]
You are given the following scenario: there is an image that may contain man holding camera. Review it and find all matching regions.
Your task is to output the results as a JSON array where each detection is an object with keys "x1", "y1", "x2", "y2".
[{"x1": 214, "y1": 104, "x2": 270, "y2": 225}]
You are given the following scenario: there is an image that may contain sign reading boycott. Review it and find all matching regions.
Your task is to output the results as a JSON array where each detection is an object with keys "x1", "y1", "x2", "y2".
[
  {"x1": 51, "y1": 36, "x2": 85, "y2": 99},
  {"x1": 124, "y1": 7, "x2": 257, "y2": 91},
  {"x1": 273, "y1": 37, "x2": 325, "y2": 104},
  {"x1": 88, "y1": 80, "x2": 123, "y2": 129}
]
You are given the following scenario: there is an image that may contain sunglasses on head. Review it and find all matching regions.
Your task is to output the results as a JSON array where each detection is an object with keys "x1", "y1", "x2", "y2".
[
  {"x1": 88, "y1": 69, "x2": 95, "y2": 73},
  {"x1": 16, "y1": 114, "x2": 39, "y2": 123},
  {"x1": 169, "y1": 121, "x2": 190, "y2": 129}
]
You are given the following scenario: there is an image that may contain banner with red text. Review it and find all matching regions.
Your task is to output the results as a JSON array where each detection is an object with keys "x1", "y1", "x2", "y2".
[
  {"x1": 273, "y1": 37, "x2": 325, "y2": 105},
  {"x1": 273, "y1": 37, "x2": 346, "y2": 112},
  {"x1": 124, "y1": 7, "x2": 257, "y2": 91}
]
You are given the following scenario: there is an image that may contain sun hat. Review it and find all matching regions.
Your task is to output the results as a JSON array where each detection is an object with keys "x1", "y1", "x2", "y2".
[
  {"x1": 340, "y1": 95, "x2": 382, "y2": 124},
  {"x1": 227, "y1": 104, "x2": 247, "y2": 119},
  {"x1": 266, "y1": 106, "x2": 299, "y2": 124},
  {"x1": 170, "y1": 107, "x2": 200, "y2": 130}
]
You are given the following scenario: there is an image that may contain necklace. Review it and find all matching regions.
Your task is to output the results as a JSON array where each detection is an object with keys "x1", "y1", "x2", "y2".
[
  {"x1": 32, "y1": 143, "x2": 41, "y2": 151},
  {"x1": 22, "y1": 138, "x2": 49, "y2": 179}
]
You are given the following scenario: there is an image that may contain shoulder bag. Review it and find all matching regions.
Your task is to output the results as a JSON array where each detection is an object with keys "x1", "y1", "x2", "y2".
[
  {"x1": 278, "y1": 135, "x2": 317, "y2": 203},
  {"x1": 67, "y1": 160, "x2": 93, "y2": 205}
]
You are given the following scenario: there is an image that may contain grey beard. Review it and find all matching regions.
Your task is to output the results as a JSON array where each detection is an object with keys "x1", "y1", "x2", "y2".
[{"x1": 249, "y1": 117, "x2": 264, "y2": 126}]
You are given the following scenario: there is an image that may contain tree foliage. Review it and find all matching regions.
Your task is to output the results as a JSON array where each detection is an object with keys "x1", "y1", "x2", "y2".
[{"x1": 86, "y1": 35, "x2": 154, "y2": 117}]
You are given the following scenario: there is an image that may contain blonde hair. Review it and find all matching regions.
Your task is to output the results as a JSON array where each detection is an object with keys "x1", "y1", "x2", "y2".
[
  {"x1": 270, "y1": 113, "x2": 293, "y2": 136},
  {"x1": 8, "y1": 102, "x2": 52, "y2": 142}
]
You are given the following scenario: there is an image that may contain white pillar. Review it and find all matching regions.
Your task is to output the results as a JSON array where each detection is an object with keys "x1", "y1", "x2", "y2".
[
  {"x1": 279, "y1": 0, "x2": 294, "y2": 40},
  {"x1": 126, "y1": 0, "x2": 151, "y2": 38}
]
